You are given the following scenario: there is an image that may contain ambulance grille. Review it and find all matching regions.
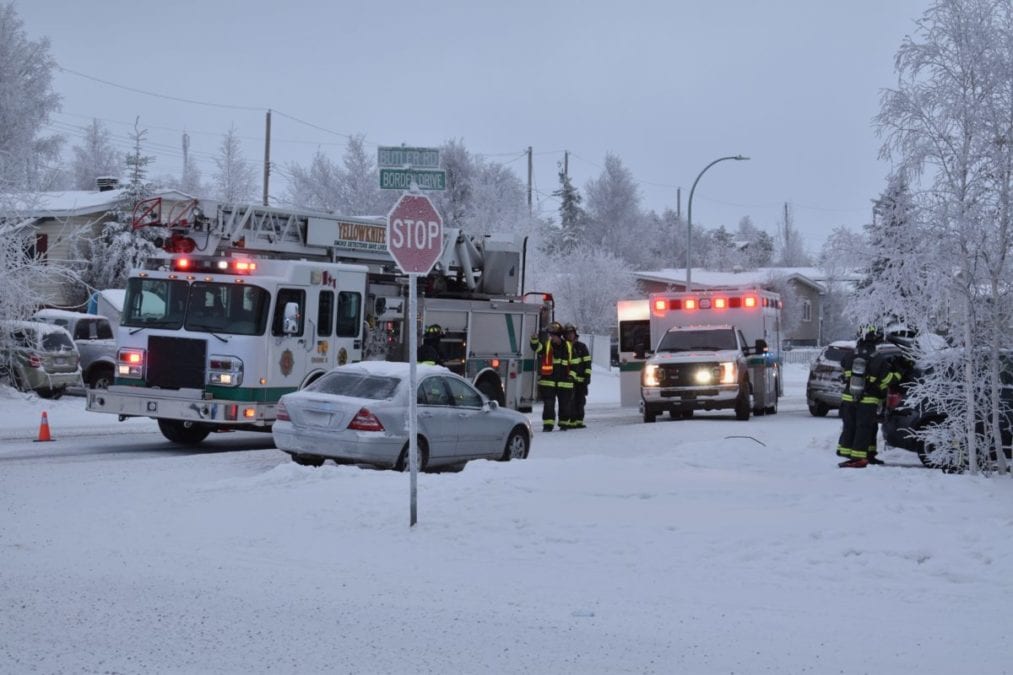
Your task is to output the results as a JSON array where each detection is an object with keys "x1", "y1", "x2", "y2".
[
  {"x1": 658, "y1": 362, "x2": 719, "y2": 385},
  {"x1": 147, "y1": 336, "x2": 206, "y2": 389}
]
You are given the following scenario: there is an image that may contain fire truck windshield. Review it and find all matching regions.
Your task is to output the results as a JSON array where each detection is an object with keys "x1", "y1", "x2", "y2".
[{"x1": 121, "y1": 278, "x2": 270, "y2": 336}]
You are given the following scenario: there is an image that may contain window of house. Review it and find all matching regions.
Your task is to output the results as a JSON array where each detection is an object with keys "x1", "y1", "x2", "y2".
[{"x1": 802, "y1": 300, "x2": 812, "y2": 323}]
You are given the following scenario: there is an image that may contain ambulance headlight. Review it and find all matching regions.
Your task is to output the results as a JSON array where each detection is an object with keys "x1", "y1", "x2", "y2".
[
  {"x1": 642, "y1": 364, "x2": 662, "y2": 387},
  {"x1": 719, "y1": 361, "x2": 737, "y2": 384},
  {"x1": 694, "y1": 367, "x2": 714, "y2": 384}
]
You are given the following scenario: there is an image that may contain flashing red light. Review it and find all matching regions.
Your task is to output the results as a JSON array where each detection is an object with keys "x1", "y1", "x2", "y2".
[
  {"x1": 491, "y1": 358, "x2": 501, "y2": 368},
  {"x1": 654, "y1": 299, "x2": 667, "y2": 312},
  {"x1": 714, "y1": 297, "x2": 728, "y2": 309},
  {"x1": 744, "y1": 295, "x2": 758, "y2": 308},
  {"x1": 684, "y1": 298, "x2": 698, "y2": 310},
  {"x1": 176, "y1": 258, "x2": 191, "y2": 270},
  {"x1": 233, "y1": 260, "x2": 257, "y2": 273}
]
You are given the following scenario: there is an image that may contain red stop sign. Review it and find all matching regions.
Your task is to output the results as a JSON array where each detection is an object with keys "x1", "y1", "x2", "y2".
[{"x1": 386, "y1": 194, "x2": 444, "y2": 274}]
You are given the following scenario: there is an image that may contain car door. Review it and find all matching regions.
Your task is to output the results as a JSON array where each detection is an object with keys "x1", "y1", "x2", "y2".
[
  {"x1": 416, "y1": 375, "x2": 460, "y2": 463},
  {"x1": 443, "y1": 375, "x2": 501, "y2": 459}
]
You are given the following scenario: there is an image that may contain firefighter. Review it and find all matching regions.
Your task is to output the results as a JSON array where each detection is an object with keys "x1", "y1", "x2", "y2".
[
  {"x1": 530, "y1": 321, "x2": 574, "y2": 431},
  {"x1": 837, "y1": 325, "x2": 900, "y2": 468},
  {"x1": 563, "y1": 323, "x2": 591, "y2": 429},
  {"x1": 418, "y1": 324, "x2": 445, "y2": 366}
]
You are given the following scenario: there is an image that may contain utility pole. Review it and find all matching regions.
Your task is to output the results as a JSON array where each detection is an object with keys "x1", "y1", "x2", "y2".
[
  {"x1": 527, "y1": 146, "x2": 533, "y2": 216},
  {"x1": 563, "y1": 150, "x2": 569, "y2": 180},
  {"x1": 676, "y1": 187, "x2": 681, "y2": 221},
  {"x1": 262, "y1": 109, "x2": 272, "y2": 206}
]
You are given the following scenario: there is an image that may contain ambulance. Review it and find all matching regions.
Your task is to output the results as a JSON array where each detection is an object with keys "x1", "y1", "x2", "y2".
[{"x1": 618, "y1": 287, "x2": 782, "y2": 422}]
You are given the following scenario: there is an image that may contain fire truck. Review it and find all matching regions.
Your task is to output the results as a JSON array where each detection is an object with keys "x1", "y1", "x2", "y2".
[
  {"x1": 617, "y1": 287, "x2": 782, "y2": 423},
  {"x1": 86, "y1": 197, "x2": 551, "y2": 444}
]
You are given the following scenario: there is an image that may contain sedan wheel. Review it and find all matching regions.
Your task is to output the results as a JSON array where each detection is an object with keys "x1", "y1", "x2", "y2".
[
  {"x1": 500, "y1": 427, "x2": 530, "y2": 461},
  {"x1": 290, "y1": 453, "x2": 325, "y2": 467},
  {"x1": 396, "y1": 438, "x2": 429, "y2": 472}
]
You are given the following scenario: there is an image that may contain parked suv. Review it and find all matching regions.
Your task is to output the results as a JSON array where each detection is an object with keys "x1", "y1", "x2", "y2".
[
  {"x1": 0, "y1": 320, "x2": 82, "y2": 398},
  {"x1": 33, "y1": 309, "x2": 116, "y2": 389},
  {"x1": 805, "y1": 340, "x2": 855, "y2": 417}
]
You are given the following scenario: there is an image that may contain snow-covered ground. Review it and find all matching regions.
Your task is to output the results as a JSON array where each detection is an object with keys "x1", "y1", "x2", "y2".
[{"x1": 1, "y1": 364, "x2": 1010, "y2": 673}]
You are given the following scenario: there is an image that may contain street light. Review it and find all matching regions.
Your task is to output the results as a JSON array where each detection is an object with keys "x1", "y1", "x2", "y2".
[{"x1": 686, "y1": 155, "x2": 750, "y2": 289}]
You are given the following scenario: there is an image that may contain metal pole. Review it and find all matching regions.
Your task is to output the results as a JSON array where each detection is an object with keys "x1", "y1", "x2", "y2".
[
  {"x1": 408, "y1": 273, "x2": 419, "y2": 526},
  {"x1": 686, "y1": 155, "x2": 749, "y2": 290}
]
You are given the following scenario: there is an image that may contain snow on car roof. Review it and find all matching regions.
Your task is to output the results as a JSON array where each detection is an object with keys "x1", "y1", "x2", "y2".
[
  {"x1": 0, "y1": 320, "x2": 75, "y2": 338},
  {"x1": 34, "y1": 309, "x2": 108, "y2": 322},
  {"x1": 342, "y1": 361, "x2": 452, "y2": 378}
]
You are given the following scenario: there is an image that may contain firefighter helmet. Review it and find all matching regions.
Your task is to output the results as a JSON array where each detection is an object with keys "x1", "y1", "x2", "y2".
[
  {"x1": 425, "y1": 324, "x2": 443, "y2": 337},
  {"x1": 563, "y1": 323, "x2": 578, "y2": 336},
  {"x1": 547, "y1": 321, "x2": 563, "y2": 335},
  {"x1": 858, "y1": 324, "x2": 883, "y2": 344}
]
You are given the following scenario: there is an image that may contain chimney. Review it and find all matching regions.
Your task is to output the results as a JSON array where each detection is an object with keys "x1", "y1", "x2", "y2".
[{"x1": 96, "y1": 176, "x2": 120, "y2": 192}]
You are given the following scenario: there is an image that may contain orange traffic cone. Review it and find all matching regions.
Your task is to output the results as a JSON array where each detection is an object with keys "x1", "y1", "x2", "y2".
[{"x1": 34, "y1": 411, "x2": 53, "y2": 442}]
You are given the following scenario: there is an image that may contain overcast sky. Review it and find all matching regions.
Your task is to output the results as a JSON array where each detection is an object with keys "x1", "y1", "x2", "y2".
[{"x1": 19, "y1": 0, "x2": 931, "y2": 254}]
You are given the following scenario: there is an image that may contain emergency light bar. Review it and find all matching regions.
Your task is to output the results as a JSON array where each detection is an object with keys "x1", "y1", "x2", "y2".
[
  {"x1": 651, "y1": 293, "x2": 775, "y2": 316},
  {"x1": 171, "y1": 257, "x2": 257, "y2": 274}
]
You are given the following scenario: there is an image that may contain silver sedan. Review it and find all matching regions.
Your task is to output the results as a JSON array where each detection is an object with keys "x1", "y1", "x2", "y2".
[{"x1": 272, "y1": 361, "x2": 532, "y2": 471}]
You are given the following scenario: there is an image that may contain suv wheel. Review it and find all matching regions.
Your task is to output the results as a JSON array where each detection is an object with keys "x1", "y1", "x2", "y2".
[
  {"x1": 89, "y1": 366, "x2": 114, "y2": 390},
  {"x1": 808, "y1": 401, "x2": 830, "y2": 417}
]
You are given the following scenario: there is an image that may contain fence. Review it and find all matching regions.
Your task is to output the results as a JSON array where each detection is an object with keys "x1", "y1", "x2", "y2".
[{"x1": 781, "y1": 347, "x2": 821, "y2": 365}]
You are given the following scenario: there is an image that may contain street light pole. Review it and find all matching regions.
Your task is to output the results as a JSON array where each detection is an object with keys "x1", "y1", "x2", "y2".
[{"x1": 686, "y1": 155, "x2": 749, "y2": 289}]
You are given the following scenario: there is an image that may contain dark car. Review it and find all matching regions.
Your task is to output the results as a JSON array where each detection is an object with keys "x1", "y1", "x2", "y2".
[
  {"x1": 805, "y1": 340, "x2": 855, "y2": 417},
  {"x1": 883, "y1": 348, "x2": 1013, "y2": 471}
]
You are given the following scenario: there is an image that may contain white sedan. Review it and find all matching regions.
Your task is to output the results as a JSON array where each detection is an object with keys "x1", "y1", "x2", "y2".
[{"x1": 272, "y1": 361, "x2": 532, "y2": 471}]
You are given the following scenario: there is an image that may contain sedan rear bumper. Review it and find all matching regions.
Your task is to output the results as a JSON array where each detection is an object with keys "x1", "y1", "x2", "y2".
[{"x1": 272, "y1": 421, "x2": 404, "y2": 467}]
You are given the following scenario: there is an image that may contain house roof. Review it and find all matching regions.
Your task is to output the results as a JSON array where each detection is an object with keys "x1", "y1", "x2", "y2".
[
  {"x1": 635, "y1": 267, "x2": 829, "y2": 293},
  {"x1": 10, "y1": 188, "x2": 194, "y2": 219}
]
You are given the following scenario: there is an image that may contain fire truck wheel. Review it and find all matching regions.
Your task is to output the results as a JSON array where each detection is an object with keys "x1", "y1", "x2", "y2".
[
  {"x1": 396, "y1": 437, "x2": 429, "y2": 472},
  {"x1": 735, "y1": 385, "x2": 752, "y2": 421},
  {"x1": 500, "y1": 426, "x2": 530, "y2": 461},
  {"x1": 476, "y1": 377, "x2": 506, "y2": 407},
  {"x1": 157, "y1": 419, "x2": 212, "y2": 445}
]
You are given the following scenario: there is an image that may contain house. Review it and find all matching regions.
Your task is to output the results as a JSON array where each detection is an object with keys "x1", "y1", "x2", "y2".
[
  {"x1": 9, "y1": 185, "x2": 194, "y2": 308},
  {"x1": 632, "y1": 267, "x2": 831, "y2": 347}
]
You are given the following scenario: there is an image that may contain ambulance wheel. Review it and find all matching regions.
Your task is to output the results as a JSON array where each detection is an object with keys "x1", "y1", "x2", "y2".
[
  {"x1": 765, "y1": 389, "x2": 779, "y2": 415},
  {"x1": 735, "y1": 386, "x2": 752, "y2": 421},
  {"x1": 643, "y1": 407, "x2": 657, "y2": 423},
  {"x1": 157, "y1": 419, "x2": 211, "y2": 445}
]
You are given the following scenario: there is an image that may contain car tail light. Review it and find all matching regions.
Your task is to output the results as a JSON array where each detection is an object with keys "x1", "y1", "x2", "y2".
[
  {"x1": 275, "y1": 401, "x2": 289, "y2": 421},
  {"x1": 348, "y1": 407, "x2": 384, "y2": 431},
  {"x1": 27, "y1": 353, "x2": 42, "y2": 368}
]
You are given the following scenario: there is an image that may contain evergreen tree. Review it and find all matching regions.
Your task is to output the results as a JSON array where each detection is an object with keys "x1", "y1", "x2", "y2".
[
  {"x1": 213, "y1": 125, "x2": 257, "y2": 203},
  {"x1": 552, "y1": 163, "x2": 585, "y2": 253}
]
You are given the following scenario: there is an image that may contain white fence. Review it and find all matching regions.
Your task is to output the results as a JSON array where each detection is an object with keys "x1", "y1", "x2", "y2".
[{"x1": 781, "y1": 347, "x2": 821, "y2": 365}]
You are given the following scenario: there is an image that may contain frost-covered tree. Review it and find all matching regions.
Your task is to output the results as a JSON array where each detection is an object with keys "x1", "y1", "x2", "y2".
[
  {"x1": 818, "y1": 226, "x2": 868, "y2": 342},
  {"x1": 336, "y1": 134, "x2": 389, "y2": 216},
  {"x1": 0, "y1": 2, "x2": 62, "y2": 192},
  {"x1": 213, "y1": 125, "x2": 257, "y2": 203},
  {"x1": 69, "y1": 119, "x2": 121, "y2": 191},
  {"x1": 430, "y1": 139, "x2": 473, "y2": 229},
  {"x1": 876, "y1": 0, "x2": 1013, "y2": 474},
  {"x1": 773, "y1": 203, "x2": 810, "y2": 266},
  {"x1": 537, "y1": 243, "x2": 639, "y2": 334},
  {"x1": 737, "y1": 216, "x2": 774, "y2": 268},
  {"x1": 584, "y1": 153, "x2": 650, "y2": 266},
  {"x1": 286, "y1": 149, "x2": 342, "y2": 212}
]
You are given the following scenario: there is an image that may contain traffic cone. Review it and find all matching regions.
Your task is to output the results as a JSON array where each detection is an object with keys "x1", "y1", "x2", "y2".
[{"x1": 34, "y1": 411, "x2": 53, "y2": 442}]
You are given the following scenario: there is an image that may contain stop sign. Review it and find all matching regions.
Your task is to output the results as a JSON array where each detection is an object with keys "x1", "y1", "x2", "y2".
[{"x1": 386, "y1": 193, "x2": 444, "y2": 274}]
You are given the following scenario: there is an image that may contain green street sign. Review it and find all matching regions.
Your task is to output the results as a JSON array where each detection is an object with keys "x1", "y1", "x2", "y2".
[
  {"x1": 377, "y1": 146, "x2": 440, "y2": 169},
  {"x1": 379, "y1": 168, "x2": 447, "y2": 191}
]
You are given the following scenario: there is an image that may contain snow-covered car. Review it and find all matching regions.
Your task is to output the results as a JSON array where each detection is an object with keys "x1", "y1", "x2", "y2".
[
  {"x1": 272, "y1": 361, "x2": 533, "y2": 471},
  {"x1": 805, "y1": 340, "x2": 855, "y2": 416},
  {"x1": 33, "y1": 309, "x2": 116, "y2": 389},
  {"x1": 0, "y1": 320, "x2": 83, "y2": 398}
]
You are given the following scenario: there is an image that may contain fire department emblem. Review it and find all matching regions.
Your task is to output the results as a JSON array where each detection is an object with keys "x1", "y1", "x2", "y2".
[
  {"x1": 338, "y1": 347, "x2": 348, "y2": 366},
  {"x1": 280, "y1": 349, "x2": 294, "y2": 376}
]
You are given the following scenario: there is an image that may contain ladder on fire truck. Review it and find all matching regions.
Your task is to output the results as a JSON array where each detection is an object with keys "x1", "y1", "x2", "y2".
[{"x1": 132, "y1": 196, "x2": 524, "y2": 297}]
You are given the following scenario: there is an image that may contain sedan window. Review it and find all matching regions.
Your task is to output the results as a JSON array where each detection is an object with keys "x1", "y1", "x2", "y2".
[
  {"x1": 418, "y1": 377, "x2": 451, "y2": 406},
  {"x1": 444, "y1": 376, "x2": 483, "y2": 408},
  {"x1": 307, "y1": 371, "x2": 399, "y2": 399}
]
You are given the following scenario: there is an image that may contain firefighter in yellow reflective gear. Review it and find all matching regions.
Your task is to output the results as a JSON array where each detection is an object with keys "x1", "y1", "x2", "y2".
[
  {"x1": 530, "y1": 321, "x2": 574, "y2": 431},
  {"x1": 563, "y1": 323, "x2": 591, "y2": 429},
  {"x1": 837, "y1": 324, "x2": 901, "y2": 468}
]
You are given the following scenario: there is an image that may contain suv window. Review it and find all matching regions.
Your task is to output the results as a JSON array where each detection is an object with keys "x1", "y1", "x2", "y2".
[
  {"x1": 73, "y1": 318, "x2": 113, "y2": 341},
  {"x1": 41, "y1": 331, "x2": 75, "y2": 352},
  {"x1": 823, "y1": 345, "x2": 853, "y2": 363}
]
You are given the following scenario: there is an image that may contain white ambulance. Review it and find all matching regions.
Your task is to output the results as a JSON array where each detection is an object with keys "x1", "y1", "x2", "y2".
[{"x1": 620, "y1": 287, "x2": 782, "y2": 423}]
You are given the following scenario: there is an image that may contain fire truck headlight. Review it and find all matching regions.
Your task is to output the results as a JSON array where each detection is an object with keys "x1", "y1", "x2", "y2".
[
  {"x1": 718, "y1": 361, "x2": 737, "y2": 384},
  {"x1": 208, "y1": 356, "x2": 244, "y2": 387},
  {"x1": 642, "y1": 364, "x2": 661, "y2": 387}
]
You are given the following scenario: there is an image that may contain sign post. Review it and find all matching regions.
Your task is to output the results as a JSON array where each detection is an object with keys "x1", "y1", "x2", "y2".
[{"x1": 386, "y1": 192, "x2": 444, "y2": 527}]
